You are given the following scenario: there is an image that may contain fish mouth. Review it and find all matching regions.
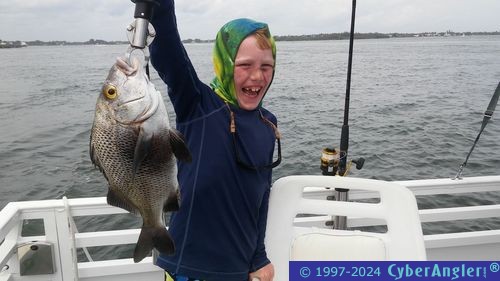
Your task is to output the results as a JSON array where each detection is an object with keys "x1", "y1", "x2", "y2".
[
  {"x1": 116, "y1": 57, "x2": 139, "y2": 76},
  {"x1": 110, "y1": 57, "x2": 160, "y2": 125},
  {"x1": 115, "y1": 91, "x2": 160, "y2": 125},
  {"x1": 118, "y1": 95, "x2": 145, "y2": 107}
]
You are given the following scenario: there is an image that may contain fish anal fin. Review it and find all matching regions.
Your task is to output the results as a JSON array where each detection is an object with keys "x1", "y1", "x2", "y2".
[
  {"x1": 163, "y1": 189, "x2": 180, "y2": 212},
  {"x1": 169, "y1": 129, "x2": 192, "y2": 163},
  {"x1": 107, "y1": 189, "x2": 138, "y2": 215},
  {"x1": 134, "y1": 226, "x2": 175, "y2": 263}
]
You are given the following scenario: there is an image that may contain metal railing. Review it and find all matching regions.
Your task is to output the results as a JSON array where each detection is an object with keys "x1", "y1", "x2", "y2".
[{"x1": 1, "y1": 175, "x2": 500, "y2": 280}]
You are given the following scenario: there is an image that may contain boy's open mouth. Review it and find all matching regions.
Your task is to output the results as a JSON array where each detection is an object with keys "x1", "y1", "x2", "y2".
[{"x1": 242, "y1": 87, "x2": 261, "y2": 97}]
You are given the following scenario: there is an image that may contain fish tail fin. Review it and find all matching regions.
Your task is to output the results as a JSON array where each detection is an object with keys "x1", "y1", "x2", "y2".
[{"x1": 133, "y1": 226, "x2": 175, "y2": 263}]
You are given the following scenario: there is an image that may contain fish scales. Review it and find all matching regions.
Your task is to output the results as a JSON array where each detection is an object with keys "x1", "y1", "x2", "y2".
[{"x1": 90, "y1": 57, "x2": 191, "y2": 262}]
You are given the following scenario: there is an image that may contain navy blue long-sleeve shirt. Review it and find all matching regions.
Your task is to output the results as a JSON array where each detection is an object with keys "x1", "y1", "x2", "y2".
[{"x1": 149, "y1": 2, "x2": 277, "y2": 280}]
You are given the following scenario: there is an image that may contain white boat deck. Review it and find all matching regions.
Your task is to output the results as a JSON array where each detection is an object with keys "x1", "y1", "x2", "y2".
[{"x1": 1, "y1": 176, "x2": 500, "y2": 281}]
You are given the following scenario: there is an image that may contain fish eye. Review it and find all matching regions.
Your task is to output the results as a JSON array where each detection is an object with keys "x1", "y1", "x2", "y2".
[{"x1": 102, "y1": 84, "x2": 118, "y2": 100}]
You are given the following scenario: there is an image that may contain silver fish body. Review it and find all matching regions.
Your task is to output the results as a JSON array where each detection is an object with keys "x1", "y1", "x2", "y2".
[{"x1": 90, "y1": 57, "x2": 191, "y2": 262}]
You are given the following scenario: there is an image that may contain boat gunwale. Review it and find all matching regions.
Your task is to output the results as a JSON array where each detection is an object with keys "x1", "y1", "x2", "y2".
[{"x1": 1, "y1": 175, "x2": 500, "y2": 280}]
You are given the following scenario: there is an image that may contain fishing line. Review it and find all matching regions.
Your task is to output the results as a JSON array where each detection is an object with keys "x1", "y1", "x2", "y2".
[{"x1": 454, "y1": 82, "x2": 500, "y2": 179}]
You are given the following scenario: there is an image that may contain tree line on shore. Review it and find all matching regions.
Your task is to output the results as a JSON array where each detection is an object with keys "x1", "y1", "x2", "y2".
[
  {"x1": 274, "y1": 31, "x2": 500, "y2": 41},
  {"x1": 2, "y1": 31, "x2": 499, "y2": 47}
]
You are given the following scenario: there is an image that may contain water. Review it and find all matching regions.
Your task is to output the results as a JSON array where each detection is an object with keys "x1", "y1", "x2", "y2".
[{"x1": 1, "y1": 37, "x2": 500, "y2": 239}]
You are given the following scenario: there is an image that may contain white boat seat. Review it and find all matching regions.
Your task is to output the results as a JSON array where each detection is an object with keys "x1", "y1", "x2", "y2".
[
  {"x1": 291, "y1": 229, "x2": 387, "y2": 260},
  {"x1": 265, "y1": 176, "x2": 426, "y2": 280}
]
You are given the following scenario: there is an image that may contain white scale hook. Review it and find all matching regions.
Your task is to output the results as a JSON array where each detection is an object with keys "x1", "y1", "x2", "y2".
[{"x1": 124, "y1": 18, "x2": 156, "y2": 67}]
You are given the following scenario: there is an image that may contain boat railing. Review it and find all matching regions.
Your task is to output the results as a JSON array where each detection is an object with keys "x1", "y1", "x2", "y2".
[
  {"x1": 1, "y1": 175, "x2": 500, "y2": 280},
  {"x1": 0, "y1": 197, "x2": 163, "y2": 281},
  {"x1": 298, "y1": 175, "x2": 500, "y2": 260}
]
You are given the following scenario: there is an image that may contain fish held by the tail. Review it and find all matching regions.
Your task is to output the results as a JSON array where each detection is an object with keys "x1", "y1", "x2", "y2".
[{"x1": 90, "y1": 57, "x2": 191, "y2": 262}]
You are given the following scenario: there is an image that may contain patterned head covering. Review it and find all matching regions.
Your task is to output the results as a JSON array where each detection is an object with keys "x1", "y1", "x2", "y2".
[{"x1": 210, "y1": 18, "x2": 277, "y2": 108}]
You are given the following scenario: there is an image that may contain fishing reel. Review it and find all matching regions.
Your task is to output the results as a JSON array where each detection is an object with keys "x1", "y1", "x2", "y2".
[
  {"x1": 320, "y1": 147, "x2": 339, "y2": 176},
  {"x1": 320, "y1": 147, "x2": 365, "y2": 230},
  {"x1": 320, "y1": 147, "x2": 364, "y2": 176}
]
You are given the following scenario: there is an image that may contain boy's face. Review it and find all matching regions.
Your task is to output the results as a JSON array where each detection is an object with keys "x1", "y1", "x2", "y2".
[{"x1": 233, "y1": 35, "x2": 274, "y2": 111}]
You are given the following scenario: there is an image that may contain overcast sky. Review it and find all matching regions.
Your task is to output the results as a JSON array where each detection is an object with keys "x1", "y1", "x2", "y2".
[{"x1": 1, "y1": 0, "x2": 499, "y2": 42}]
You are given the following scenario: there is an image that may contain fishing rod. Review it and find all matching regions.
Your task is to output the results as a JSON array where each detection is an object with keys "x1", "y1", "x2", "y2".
[
  {"x1": 454, "y1": 82, "x2": 500, "y2": 180},
  {"x1": 337, "y1": 0, "x2": 356, "y2": 178},
  {"x1": 319, "y1": 0, "x2": 364, "y2": 230}
]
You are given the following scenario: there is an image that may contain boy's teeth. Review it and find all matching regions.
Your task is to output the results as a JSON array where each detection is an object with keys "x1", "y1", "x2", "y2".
[{"x1": 244, "y1": 87, "x2": 260, "y2": 92}]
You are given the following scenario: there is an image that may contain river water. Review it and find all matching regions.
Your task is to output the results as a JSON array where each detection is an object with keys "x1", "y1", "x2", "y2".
[{"x1": 1, "y1": 37, "x2": 500, "y2": 258}]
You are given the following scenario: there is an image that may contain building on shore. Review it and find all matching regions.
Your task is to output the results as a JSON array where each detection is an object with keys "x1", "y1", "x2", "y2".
[{"x1": 0, "y1": 40, "x2": 28, "y2": 48}]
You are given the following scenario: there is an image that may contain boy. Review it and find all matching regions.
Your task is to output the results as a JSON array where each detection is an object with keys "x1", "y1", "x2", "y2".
[{"x1": 150, "y1": 1, "x2": 279, "y2": 280}]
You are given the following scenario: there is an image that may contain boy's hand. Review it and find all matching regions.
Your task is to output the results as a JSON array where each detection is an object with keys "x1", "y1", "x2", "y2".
[{"x1": 249, "y1": 263, "x2": 274, "y2": 281}]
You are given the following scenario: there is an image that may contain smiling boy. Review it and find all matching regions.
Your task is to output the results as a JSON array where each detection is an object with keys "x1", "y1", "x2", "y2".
[{"x1": 149, "y1": 1, "x2": 279, "y2": 281}]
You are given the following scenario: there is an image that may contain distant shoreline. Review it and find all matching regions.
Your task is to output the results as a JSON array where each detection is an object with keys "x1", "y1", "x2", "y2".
[
  {"x1": 273, "y1": 31, "x2": 500, "y2": 41},
  {"x1": 2, "y1": 31, "x2": 499, "y2": 47}
]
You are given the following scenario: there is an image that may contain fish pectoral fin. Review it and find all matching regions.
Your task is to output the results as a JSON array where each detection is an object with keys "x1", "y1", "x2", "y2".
[
  {"x1": 169, "y1": 129, "x2": 192, "y2": 163},
  {"x1": 133, "y1": 126, "x2": 153, "y2": 175},
  {"x1": 107, "y1": 189, "x2": 138, "y2": 215},
  {"x1": 134, "y1": 226, "x2": 175, "y2": 263},
  {"x1": 163, "y1": 189, "x2": 180, "y2": 212}
]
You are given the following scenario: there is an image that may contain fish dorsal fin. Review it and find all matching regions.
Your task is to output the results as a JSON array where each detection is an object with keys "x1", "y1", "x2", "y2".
[
  {"x1": 107, "y1": 189, "x2": 138, "y2": 215},
  {"x1": 169, "y1": 129, "x2": 192, "y2": 163}
]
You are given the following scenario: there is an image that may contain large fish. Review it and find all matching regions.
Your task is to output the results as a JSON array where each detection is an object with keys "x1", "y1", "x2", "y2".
[{"x1": 90, "y1": 57, "x2": 191, "y2": 263}]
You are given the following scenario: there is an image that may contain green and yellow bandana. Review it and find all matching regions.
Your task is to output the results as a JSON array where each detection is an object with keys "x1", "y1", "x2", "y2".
[{"x1": 210, "y1": 18, "x2": 277, "y2": 107}]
